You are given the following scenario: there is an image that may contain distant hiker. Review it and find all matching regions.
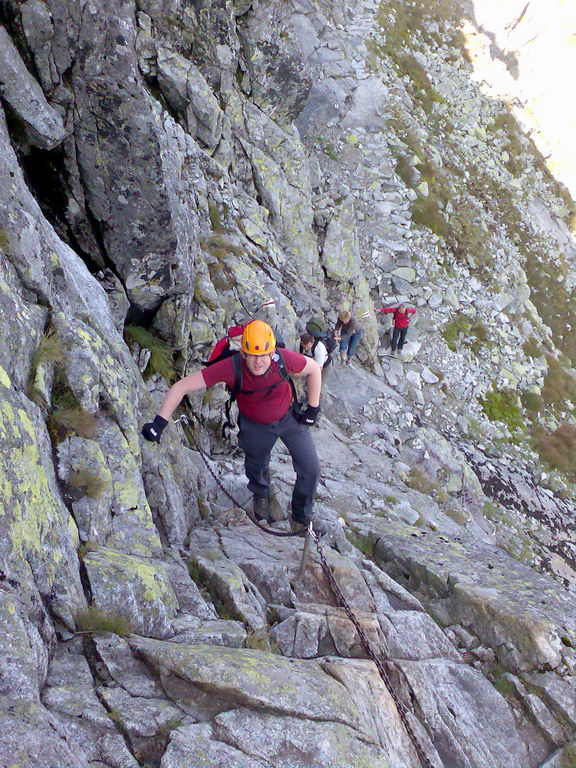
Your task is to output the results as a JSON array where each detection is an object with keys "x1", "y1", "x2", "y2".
[
  {"x1": 334, "y1": 310, "x2": 363, "y2": 364},
  {"x1": 300, "y1": 332, "x2": 332, "y2": 382},
  {"x1": 378, "y1": 303, "x2": 417, "y2": 356},
  {"x1": 142, "y1": 320, "x2": 322, "y2": 529}
]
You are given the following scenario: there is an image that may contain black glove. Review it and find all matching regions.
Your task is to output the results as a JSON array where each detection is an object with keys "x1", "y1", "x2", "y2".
[
  {"x1": 294, "y1": 404, "x2": 320, "y2": 426},
  {"x1": 142, "y1": 415, "x2": 168, "y2": 443}
]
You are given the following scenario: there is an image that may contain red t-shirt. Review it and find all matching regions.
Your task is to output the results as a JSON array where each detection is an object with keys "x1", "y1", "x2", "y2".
[
  {"x1": 201, "y1": 349, "x2": 307, "y2": 424},
  {"x1": 379, "y1": 307, "x2": 416, "y2": 328}
]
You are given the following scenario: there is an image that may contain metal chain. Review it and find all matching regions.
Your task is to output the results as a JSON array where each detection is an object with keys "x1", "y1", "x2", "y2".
[
  {"x1": 179, "y1": 414, "x2": 302, "y2": 538},
  {"x1": 178, "y1": 412, "x2": 434, "y2": 766},
  {"x1": 311, "y1": 533, "x2": 436, "y2": 768}
]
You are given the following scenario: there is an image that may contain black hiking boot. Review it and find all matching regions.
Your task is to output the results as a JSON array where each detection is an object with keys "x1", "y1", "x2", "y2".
[
  {"x1": 290, "y1": 512, "x2": 327, "y2": 537},
  {"x1": 253, "y1": 495, "x2": 272, "y2": 523}
]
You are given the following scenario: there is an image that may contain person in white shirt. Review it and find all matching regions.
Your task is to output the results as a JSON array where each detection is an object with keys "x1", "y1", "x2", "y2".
[{"x1": 300, "y1": 332, "x2": 331, "y2": 381}]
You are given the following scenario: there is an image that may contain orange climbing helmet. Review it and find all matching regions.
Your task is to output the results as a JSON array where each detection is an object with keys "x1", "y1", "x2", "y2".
[{"x1": 241, "y1": 320, "x2": 276, "y2": 355}]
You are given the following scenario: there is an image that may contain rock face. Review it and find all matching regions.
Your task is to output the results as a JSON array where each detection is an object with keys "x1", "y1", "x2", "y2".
[{"x1": 1, "y1": 1, "x2": 576, "y2": 766}]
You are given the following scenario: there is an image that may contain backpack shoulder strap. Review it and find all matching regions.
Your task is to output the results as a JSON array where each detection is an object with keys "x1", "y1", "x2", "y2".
[
  {"x1": 222, "y1": 352, "x2": 243, "y2": 437},
  {"x1": 231, "y1": 351, "x2": 243, "y2": 395},
  {"x1": 276, "y1": 348, "x2": 298, "y2": 403}
]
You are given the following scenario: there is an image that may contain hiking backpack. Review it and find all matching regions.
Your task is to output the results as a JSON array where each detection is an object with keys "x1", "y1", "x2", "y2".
[
  {"x1": 305, "y1": 316, "x2": 337, "y2": 364},
  {"x1": 206, "y1": 323, "x2": 286, "y2": 367},
  {"x1": 206, "y1": 324, "x2": 245, "y2": 365}
]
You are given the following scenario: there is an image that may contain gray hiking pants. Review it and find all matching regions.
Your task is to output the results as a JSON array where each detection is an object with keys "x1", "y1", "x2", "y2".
[{"x1": 238, "y1": 408, "x2": 320, "y2": 521}]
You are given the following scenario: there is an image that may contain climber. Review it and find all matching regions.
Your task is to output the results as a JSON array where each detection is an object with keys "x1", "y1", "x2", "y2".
[
  {"x1": 334, "y1": 309, "x2": 363, "y2": 364},
  {"x1": 142, "y1": 320, "x2": 322, "y2": 529},
  {"x1": 377, "y1": 302, "x2": 417, "y2": 356},
  {"x1": 299, "y1": 332, "x2": 332, "y2": 381}
]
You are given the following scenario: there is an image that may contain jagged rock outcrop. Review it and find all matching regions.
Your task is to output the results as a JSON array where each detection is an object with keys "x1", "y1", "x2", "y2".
[{"x1": 1, "y1": 0, "x2": 576, "y2": 766}]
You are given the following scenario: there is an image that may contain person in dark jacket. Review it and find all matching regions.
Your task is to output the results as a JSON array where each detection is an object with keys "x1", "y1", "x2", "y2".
[
  {"x1": 142, "y1": 321, "x2": 322, "y2": 528},
  {"x1": 378, "y1": 303, "x2": 417, "y2": 355},
  {"x1": 334, "y1": 310, "x2": 363, "y2": 364}
]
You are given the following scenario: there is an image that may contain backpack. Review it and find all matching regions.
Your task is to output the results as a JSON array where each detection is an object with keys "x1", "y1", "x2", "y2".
[
  {"x1": 206, "y1": 324, "x2": 245, "y2": 365},
  {"x1": 222, "y1": 349, "x2": 296, "y2": 434},
  {"x1": 206, "y1": 324, "x2": 286, "y2": 366},
  {"x1": 305, "y1": 317, "x2": 337, "y2": 361}
]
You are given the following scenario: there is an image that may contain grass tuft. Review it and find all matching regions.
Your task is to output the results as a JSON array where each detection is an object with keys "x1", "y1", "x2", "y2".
[
  {"x1": 67, "y1": 469, "x2": 108, "y2": 498},
  {"x1": 75, "y1": 605, "x2": 132, "y2": 636},
  {"x1": 125, "y1": 325, "x2": 177, "y2": 383},
  {"x1": 51, "y1": 406, "x2": 98, "y2": 438},
  {"x1": 245, "y1": 627, "x2": 280, "y2": 654}
]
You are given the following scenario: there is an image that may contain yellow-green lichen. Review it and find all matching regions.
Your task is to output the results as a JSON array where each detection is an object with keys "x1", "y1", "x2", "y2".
[{"x1": 0, "y1": 365, "x2": 11, "y2": 389}]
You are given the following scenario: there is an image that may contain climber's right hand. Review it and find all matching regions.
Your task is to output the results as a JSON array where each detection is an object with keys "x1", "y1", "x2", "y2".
[{"x1": 142, "y1": 415, "x2": 168, "y2": 443}]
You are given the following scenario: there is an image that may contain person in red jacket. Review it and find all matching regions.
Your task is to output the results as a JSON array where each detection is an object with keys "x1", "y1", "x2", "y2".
[
  {"x1": 377, "y1": 303, "x2": 417, "y2": 356},
  {"x1": 142, "y1": 321, "x2": 322, "y2": 528}
]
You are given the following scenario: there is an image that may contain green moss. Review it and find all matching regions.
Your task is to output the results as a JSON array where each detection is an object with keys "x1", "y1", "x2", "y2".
[
  {"x1": 345, "y1": 531, "x2": 375, "y2": 558},
  {"x1": 492, "y1": 673, "x2": 515, "y2": 697}
]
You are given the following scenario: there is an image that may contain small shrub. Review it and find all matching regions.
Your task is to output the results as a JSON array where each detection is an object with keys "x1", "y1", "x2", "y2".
[
  {"x1": 125, "y1": 325, "x2": 176, "y2": 383},
  {"x1": 67, "y1": 469, "x2": 108, "y2": 498},
  {"x1": 442, "y1": 313, "x2": 489, "y2": 354},
  {"x1": 323, "y1": 141, "x2": 339, "y2": 161},
  {"x1": 523, "y1": 336, "x2": 543, "y2": 358},
  {"x1": 479, "y1": 387, "x2": 523, "y2": 430},
  {"x1": 396, "y1": 53, "x2": 446, "y2": 110},
  {"x1": 75, "y1": 605, "x2": 132, "y2": 636},
  {"x1": 541, "y1": 355, "x2": 576, "y2": 407},
  {"x1": 411, "y1": 195, "x2": 449, "y2": 238},
  {"x1": 394, "y1": 153, "x2": 416, "y2": 187},
  {"x1": 0, "y1": 227, "x2": 10, "y2": 252},
  {"x1": 488, "y1": 112, "x2": 525, "y2": 176},
  {"x1": 533, "y1": 424, "x2": 576, "y2": 475},
  {"x1": 521, "y1": 391, "x2": 544, "y2": 413},
  {"x1": 523, "y1": 244, "x2": 576, "y2": 365}
]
